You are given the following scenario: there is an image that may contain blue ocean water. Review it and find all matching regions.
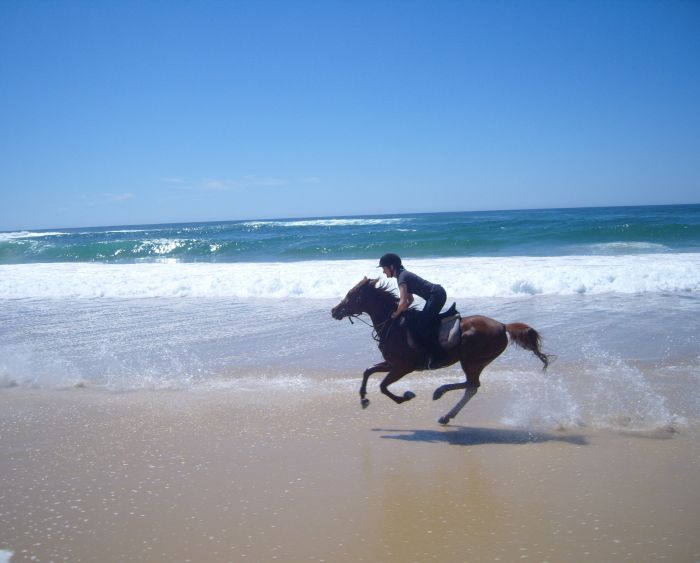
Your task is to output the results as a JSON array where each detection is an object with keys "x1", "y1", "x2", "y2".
[
  {"x1": 1, "y1": 204, "x2": 699, "y2": 430},
  {"x1": 2, "y1": 204, "x2": 699, "y2": 264}
]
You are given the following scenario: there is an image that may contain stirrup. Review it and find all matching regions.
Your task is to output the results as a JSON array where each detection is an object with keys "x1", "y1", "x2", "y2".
[{"x1": 427, "y1": 351, "x2": 445, "y2": 370}]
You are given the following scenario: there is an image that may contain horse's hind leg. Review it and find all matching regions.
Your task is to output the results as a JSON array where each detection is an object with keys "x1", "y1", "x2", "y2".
[
  {"x1": 433, "y1": 381, "x2": 474, "y2": 401},
  {"x1": 379, "y1": 368, "x2": 414, "y2": 404},
  {"x1": 438, "y1": 387, "x2": 478, "y2": 425},
  {"x1": 360, "y1": 361, "x2": 390, "y2": 409},
  {"x1": 433, "y1": 360, "x2": 483, "y2": 401},
  {"x1": 436, "y1": 362, "x2": 484, "y2": 425}
]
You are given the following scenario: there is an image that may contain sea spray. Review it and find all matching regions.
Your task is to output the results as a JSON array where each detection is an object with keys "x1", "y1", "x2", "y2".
[{"x1": 1, "y1": 253, "x2": 699, "y2": 299}]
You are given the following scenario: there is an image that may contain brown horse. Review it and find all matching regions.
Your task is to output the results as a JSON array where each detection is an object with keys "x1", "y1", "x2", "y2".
[{"x1": 331, "y1": 277, "x2": 552, "y2": 424}]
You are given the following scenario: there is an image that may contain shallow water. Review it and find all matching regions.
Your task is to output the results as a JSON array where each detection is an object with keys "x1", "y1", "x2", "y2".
[
  {"x1": 1, "y1": 291, "x2": 698, "y2": 432},
  {"x1": 2, "y1": 206, "x2": 699, "y2": 432}
]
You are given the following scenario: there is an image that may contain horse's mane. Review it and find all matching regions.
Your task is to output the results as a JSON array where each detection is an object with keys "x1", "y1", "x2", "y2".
[{"x1": 363, "y1": 277, "x2": 399, "y2": 307}]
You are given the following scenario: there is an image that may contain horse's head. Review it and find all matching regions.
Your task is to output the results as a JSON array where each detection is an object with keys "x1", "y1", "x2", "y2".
[{"x1": 331, "y1": 277, "x2": 376, "y2": 320}]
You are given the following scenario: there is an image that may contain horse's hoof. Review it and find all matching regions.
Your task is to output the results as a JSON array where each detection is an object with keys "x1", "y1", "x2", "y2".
[
  {"x1": 361, "y1": 398, "x2": 370, "y2": 409},
  {"x1": 433, "y1": 388, "x2": 444, "y2": 401},
  {"x1": 438, "y1": 416, "x2": 450, "y2": 425},
  {"x1": 403, "y1": 391, "x2": 416, "y2": 401}
]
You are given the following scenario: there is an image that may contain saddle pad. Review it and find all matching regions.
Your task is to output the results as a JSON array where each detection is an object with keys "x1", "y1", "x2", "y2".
[{"x1": 439, "y1": 314, "x2": 461, "y2": 350}]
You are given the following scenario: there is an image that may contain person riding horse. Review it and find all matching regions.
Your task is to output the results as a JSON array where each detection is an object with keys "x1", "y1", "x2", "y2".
[{"x1": 378, "y1": 253, "x2": 447, "y2": 368}]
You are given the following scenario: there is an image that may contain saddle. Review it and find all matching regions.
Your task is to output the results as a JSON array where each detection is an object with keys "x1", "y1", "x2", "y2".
[{"x1": 400, "y1": 303, "x2": 462, "y2": 352}]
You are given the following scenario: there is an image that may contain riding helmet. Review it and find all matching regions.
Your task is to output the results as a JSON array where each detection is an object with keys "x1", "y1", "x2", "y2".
[{"x1": 378, "y1": 253, "x2": 402, "y2": 268}]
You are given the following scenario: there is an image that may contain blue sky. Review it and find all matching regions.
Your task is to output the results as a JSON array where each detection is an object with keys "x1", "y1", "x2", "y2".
[{"x1": 1, "y1": 0, "x2": 699, "y2": 230}]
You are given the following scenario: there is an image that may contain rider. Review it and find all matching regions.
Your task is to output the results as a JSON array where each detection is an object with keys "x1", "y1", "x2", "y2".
[{"x1": 378, "y1": 253, "x2": 447, "y2": 368}]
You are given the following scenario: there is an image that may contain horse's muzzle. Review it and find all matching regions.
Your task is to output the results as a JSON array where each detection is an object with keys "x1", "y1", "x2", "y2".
[{"x1": 331, "y1": 303, "x2": 347, "y2": 320}]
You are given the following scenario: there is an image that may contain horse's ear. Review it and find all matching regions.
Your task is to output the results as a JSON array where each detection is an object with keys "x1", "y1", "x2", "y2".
[{"x1": 368, "y1": 278, "x2": 379, "y2": 287}]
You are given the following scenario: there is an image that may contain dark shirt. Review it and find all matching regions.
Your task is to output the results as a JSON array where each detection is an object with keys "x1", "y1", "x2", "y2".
[{"x1": 396, "y1": 268, "x2": 436, "y2": 301}]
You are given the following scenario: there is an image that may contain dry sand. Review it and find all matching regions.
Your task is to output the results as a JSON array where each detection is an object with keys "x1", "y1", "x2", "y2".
[{"x1": 1, "y1": 386, "x2": 699, "y2": 562}]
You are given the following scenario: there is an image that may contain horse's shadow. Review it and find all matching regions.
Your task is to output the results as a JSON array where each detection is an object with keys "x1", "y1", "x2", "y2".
[{"x1": 373, "y1": 426, "x2": 588, "y2": 446}]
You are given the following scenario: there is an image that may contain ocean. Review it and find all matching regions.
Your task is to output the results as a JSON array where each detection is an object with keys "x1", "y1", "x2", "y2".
[{"x1": 1, "y1": 204, "x2": 699, "y2": 429}]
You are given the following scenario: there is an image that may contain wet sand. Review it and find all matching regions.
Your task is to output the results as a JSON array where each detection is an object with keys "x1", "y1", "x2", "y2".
[{"x1": 1, "y1": 386, "x2": 699, "y2": 562}]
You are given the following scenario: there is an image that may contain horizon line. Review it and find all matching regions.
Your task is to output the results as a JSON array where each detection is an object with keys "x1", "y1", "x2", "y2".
[{"x1": 2, "y1": 201, "x2": 699, "y2": 233}]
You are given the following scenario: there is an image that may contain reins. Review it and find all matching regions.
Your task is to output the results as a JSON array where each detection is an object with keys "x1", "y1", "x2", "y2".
[{"x1": 346, "y1": 314, "x2": 392, "y2": 343}]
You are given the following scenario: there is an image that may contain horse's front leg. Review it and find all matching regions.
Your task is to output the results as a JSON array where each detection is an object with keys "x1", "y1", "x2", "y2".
[
  {"x1": 360, "y1": 361, "x2": 390, "y2": 409},
  {"x1": 380, "y1": 368, "x2": 415, "y2": 404}
]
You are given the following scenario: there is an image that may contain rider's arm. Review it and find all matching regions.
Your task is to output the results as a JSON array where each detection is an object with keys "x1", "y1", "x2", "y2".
[{"x1": 392, "y1": 283, "x2": 412, "y2": 318}]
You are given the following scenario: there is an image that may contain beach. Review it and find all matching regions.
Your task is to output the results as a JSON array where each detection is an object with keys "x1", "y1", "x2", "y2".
[
  {"x1": 2, "y1": 207, "x2": 700, "y2": 561},
  {"x1": 2, "y1": 386, "x2": 700, "y2": 562},
  {"x1": 3, "y1": 0, "x2": 700, "y2": 555}
]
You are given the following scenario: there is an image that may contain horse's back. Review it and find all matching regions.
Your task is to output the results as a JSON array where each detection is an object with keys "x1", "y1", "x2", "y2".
[{"x1": 460, "y1": 315, "x2": 508, "y2": 346}]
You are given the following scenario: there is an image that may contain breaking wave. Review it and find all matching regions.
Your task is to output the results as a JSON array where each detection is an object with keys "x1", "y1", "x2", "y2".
[{"x1": 1, "y1": 254, "x2": 698, "y2": 299}]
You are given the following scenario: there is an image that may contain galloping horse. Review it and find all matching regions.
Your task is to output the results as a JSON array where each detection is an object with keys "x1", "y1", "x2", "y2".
[{"x1": 331, "y1": 277, "x2": 552, "y2": 424}]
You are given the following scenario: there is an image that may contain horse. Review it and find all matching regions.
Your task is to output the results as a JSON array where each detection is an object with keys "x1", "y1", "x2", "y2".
[{"x1": 331, "y1": 277, "x2": 552, "y2": 424}]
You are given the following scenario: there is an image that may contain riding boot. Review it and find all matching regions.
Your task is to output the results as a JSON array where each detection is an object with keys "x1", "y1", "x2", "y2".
[
  {"x1": 427, "y1": 345, "x2": 445, "y2": 370},
  {"x1": 409, "y1": 337, "x2": 432, "y2": 370},
  {"x1": 414, "y1": 341, "x2": 431, "y2": 370}
]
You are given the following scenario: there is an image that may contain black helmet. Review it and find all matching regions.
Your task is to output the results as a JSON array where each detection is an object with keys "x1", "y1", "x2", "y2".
[{"x1": 378, "y1": 253, "x2": 402, "y2": 268}]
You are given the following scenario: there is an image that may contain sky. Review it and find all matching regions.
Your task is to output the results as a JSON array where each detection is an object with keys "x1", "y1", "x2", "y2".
[{"x1": 1, "y1": 0, "x2": 699, "y2": 230}]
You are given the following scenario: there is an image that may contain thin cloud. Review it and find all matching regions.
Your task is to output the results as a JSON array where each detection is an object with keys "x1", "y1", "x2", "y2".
[
  {"x1": 298, "y1": 176, "x2": 321, "y2": 184},
  {"x1": 80, "y1": 192, "x2": 135, "y2": 208},
  {"x1": 238, "y1": 176, "x2": 288, "y2": 188},
  {"x1": 201, "y1": 179, "x2": 230, "y2": 191},
  {"x1": 165, "y1": 176, "x2": 292, "y2": 191},
  {"x1": 104, "y1": 192, "x2": 134, "y2": 202},
  {"x1": 162, "y1": 175, "x2": 321, "y2": 192}
]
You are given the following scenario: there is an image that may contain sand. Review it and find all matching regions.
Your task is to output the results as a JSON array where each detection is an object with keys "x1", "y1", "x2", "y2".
[{"x1": 1, "y1": 386, "x2": 700, "y2": 562}]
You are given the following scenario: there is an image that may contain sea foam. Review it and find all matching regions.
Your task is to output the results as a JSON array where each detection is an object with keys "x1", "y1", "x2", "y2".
[
  {"x1": 0, "y1": 230, "x2": 67, "y2": 240},
  {"x1": 1, "y1": 254, "x2": 698, "y2": 300},
  {"x1": 242, "y1": 217, "x2": 409, "y2": 228}
]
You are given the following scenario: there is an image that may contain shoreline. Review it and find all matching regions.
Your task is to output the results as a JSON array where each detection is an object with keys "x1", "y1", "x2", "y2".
[{"x1": 2, "y1": 388, "x2": 699, "y2": 562}]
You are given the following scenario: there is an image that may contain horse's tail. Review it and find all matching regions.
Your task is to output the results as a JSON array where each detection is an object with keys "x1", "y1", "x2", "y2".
[{"x1": 505, "y1": 323, "x2": 553, "y2": 371}]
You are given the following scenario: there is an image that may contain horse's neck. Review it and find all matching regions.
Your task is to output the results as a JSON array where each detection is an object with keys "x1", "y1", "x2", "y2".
[{"x1": 365, "y1": 303, "x2": 393, "y2": 329}]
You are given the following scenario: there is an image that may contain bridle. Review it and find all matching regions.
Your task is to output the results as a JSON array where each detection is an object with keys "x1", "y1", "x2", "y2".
[
  {"x1": 335, "y1": 281, "x2": 395, "y2": 343},
  {"x1": 344, "y1": 312, "x2": 392, "y2": 343}
]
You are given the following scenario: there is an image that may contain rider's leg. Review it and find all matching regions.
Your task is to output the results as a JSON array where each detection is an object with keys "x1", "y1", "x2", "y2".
[{"x1": 419, "y1": 286, "x2": 447, "y2": 367}]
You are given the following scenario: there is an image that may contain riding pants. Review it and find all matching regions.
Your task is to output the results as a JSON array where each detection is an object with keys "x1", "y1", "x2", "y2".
[{"x1": 417, "y1": 284, "x2": 447, "y2": 346}]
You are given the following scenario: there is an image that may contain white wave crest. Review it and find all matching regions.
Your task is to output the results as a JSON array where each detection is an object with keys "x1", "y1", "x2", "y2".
[
  {"x1": 1, "y1": 253, "x2": 699, "y2": 300},
  {"x1": 579, "y1": 241, "x2": 671, "y2": 254},
  {"x1": 243, "y1": 218, "x2": 408, "y2": 228},
  {"x1": 104, "y1": 229, "x2": 151, "y2": 234},
  {"x1": 0, "y1": 231, "x2": 67, "y2": 241},
  {"x1": 132, "y1": 239, "x2": 187, "y2": 255}
]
